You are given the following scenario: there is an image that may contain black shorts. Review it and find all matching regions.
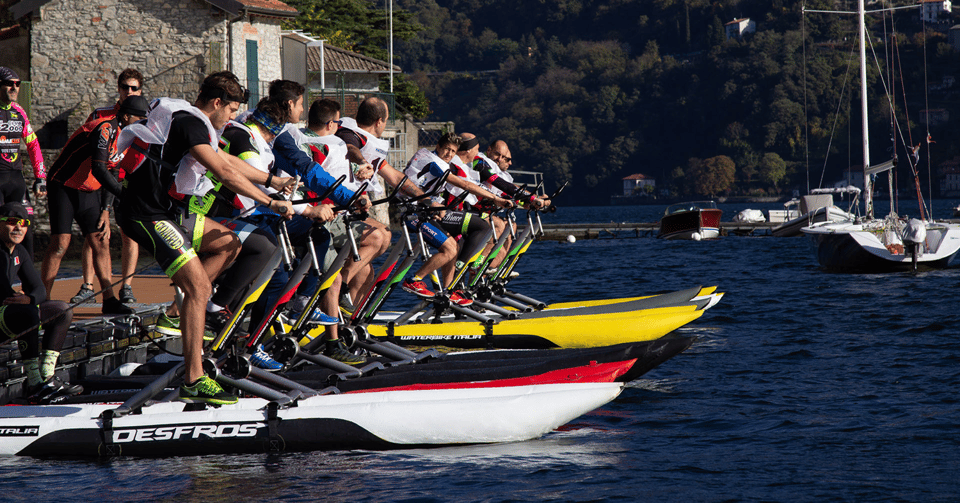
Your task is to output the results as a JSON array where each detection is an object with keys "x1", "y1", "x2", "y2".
[
  {"x1": 47, "y1": 182, "x2": 102, "y2": 235},
  {"x1": 118, "y1": 216, "x2": 198, "y2": 278},
  {"x1": 0, "y1": 170, "x2": 26, "y2": 205}
]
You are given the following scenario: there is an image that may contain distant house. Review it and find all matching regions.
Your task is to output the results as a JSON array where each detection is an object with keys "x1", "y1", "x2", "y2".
[
  {"x1": 4, "y1": 0, "x2": 298, "y2": 147},
  {"x1": 939, "y1": 157, "x2": 960, "y2": 195},
  {"x1": 920, "y1": 108, "x2": 950, "y2": 126},
  {"x1": 724, "y1": 18, "x2": 756, "y2": 40},
  {"x1": 919, "y1": 0, "x2": 952, "y2": 23},
  {"x1": 622, "y1": 173, "x2": 655, "y2": 196}
]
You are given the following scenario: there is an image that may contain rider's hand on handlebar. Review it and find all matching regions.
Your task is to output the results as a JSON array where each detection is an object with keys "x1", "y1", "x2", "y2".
[
  {"x1": 269, "y1": 199, "x2": 295, "y2": 219},
  {"x1": 272, "y1": 176, "x2": 300, "y2": 195},
  {"x1": 353, "y1": 193, "x2": 372, "y2": 212},
  {"x1": 303, "y1": 203, "x2": 336, "y2": 223},
  {"x1": 494, "y1": 196, "x2": 514, "y2": 209}
]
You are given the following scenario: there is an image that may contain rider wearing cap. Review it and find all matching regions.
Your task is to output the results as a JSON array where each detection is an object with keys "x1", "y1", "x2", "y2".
[
  {"x1": 0, "y1": 67, "x2": 45, "y2": 258},
  {"x1": 0, "y1": 202, "x2": 80, "y2": 403},
  {"x1": 40, "y1": 96, "x2": 149, "y2": 315}
]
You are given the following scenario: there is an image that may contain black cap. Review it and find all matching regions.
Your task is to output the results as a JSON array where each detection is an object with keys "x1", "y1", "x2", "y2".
[
  {"x1": 0, "y1": 202, "x2": 29, "y2": 220},
  {"x1": 119, "y1": 95, "x2": 149, "y2": 117},
  {"x1": 0, "y1": 67, "x2": 19, "y2": 82}
]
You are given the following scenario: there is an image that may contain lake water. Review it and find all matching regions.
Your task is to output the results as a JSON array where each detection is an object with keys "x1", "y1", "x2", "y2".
[{"x1": 3, "y1": 202, "x2": 960, "y2": 502}]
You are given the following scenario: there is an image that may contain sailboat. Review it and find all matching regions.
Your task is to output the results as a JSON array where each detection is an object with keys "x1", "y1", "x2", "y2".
[{"x1": 800, "y1": 0, "x2": 960, "y2": 272}]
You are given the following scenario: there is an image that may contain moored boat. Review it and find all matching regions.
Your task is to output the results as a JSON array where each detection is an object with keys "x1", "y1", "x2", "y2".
[{"x1": 657, "y1": 201, "x2": 722, "y2": 240}]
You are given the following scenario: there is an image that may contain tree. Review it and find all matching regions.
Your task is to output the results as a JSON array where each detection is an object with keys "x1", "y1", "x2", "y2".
[
  {"x1": 689, "y1": 155, "x2": 735, "y2": 197},
  {"x1": 759, "y1": 152, "x2": 786, "y2": 194}
]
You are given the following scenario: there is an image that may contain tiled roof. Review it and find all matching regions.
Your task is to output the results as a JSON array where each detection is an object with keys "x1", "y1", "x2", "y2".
[
  {"x1": 306, "y1": 44, "x2": 401, "y2": 73},
  {"x1": 208, "y1": 0, "x2": 298, "y2": 18},
  {"x1": 12, "y1": 0, "x2": 298, "y2": 19},
  {"x1": 623, "y1": 173, "x2": 651, "y2": 180},
  {"x1": 725, "y1": 18, "x2": 750, "y2": 26}
]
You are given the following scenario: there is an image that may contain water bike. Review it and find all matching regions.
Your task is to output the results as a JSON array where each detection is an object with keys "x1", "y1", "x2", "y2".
[{"x1": 283, "y1": 178, "x2": 722, "y2": 350}]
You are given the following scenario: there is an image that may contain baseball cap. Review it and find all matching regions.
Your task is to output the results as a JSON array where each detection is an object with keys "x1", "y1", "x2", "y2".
[
  {"x1": 119, "y1": 95, "x2": 150, "y2": 117},
  {"x1": 0, "y1": 202, "x2": 29, "y2": 220},
  {"x1": 0, "y1": 67, "x2": 19, "y2": 82}
]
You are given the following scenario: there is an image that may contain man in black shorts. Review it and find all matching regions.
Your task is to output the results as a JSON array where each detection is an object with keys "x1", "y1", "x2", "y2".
[
  {"x1": 116, "y1": 72, "x2": 294, "y2": 405},
  {"x1": 0, "y1": 202, "x2": 81, "y2": 403},
  {"x1": 41, "y1": 96, "x2": 149, "y2": 315}
]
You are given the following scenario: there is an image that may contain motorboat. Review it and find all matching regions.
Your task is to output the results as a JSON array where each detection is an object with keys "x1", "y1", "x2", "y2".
[
  {"x1": 772, "y1": 187, "x2": 859, "y2": 237},
  {"x1": 657, "y1": 201, "x2": 722, "y2": 240}
]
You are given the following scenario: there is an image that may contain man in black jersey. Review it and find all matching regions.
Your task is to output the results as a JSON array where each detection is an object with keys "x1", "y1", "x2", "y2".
[
  {"x1": 116, "y1": 72, "x2": 294, "y2": 405},
  {"x1": 0, "y1": 203, "x2": 81, "y2": 403}
]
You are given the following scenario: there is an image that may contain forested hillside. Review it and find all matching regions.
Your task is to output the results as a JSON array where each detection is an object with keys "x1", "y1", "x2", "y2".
[{"x1": 285, "y1": 0, "x2": 960, "y2": 204}]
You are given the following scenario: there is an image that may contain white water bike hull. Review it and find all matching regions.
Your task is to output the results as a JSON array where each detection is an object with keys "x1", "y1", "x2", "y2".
[
  {"x1": 0, "y1": 382, "x2": 623, "y2": 457},
  {"x1": 801, "y1": 220, "x2": 960, "y2": 271}
]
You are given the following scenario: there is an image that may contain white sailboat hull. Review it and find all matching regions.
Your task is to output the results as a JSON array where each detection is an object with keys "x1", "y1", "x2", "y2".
[{"x1": 801, "y1": 221, "x2": 960, "y2": 271}]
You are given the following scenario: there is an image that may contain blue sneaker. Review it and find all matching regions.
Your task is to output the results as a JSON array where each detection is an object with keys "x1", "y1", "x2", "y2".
[
  {"x1": 249, "y1": 344, "x2": 283, "y2": 372},
  {"x1": 287, "y1": 308, "x2": 339, "y2": 326}
]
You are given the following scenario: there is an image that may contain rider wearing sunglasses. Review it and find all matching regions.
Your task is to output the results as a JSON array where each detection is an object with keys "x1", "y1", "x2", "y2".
[
  {"x1": 86, "y1": 68, "x2": 144, "y2": 123},
  {"x1": 0, "y1": 66, "x2": 47, "y2": 259},
  {"x1": 0, "y1": 202, "x2": 82, "y2": 404},
  {"x1": 72, "y1": 68, "x2": 146, "y2": 307}
]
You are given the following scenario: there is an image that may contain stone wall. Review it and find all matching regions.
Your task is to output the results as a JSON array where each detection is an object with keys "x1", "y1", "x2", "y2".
[{"x1": 27, "y1": 0, "x2": 287, "y2": 147}]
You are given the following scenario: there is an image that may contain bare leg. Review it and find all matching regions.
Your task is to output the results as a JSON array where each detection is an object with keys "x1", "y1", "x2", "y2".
[
  {"x1": 343, "y1": 218, "x2": 390, "y2": 301},
  {"x1": 322, "y1": 274, "x2": 342, "y2": 341},
  {"x1": 170, "y1": 257, "x2": 212, "y2": 383},
  {"x1": 40, "y1": 234, "x2": 72, "y2": 299},
  {"x1": 81, "y1": 239, "x2": 95, "y2": 285},
  {"x1": 120, "y1": 230, "x2": 138, "y2": 287},
  {"x1": 88, "y1": 233, "x2": 118, "y2": 300}
]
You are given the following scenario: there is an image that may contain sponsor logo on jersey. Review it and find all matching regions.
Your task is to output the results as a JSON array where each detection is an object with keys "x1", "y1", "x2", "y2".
[
  {"x1": 0, "y1": 121, "x2": 24, "y2": 133},
  {"x1": 0, "y1": 426, "x2": 40, "y2": 436},
  {"x1": 154, "y1": 221, "x2": 185, "y2": 250},
  {"x1": 111, "y1": 422, "x2": 265, "y2": 443}
]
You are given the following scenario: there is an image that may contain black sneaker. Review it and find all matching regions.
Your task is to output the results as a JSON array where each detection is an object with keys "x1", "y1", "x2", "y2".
[
  {"x1": 119, "y1": 284, "x2": 137, "y2": 304},
  {"x1": 26, "y1": 377, "x2": 84, "y2": 404},
  {"x1": 324, "y1": 338, "x2": 366, "y2": 365},
  {"x1": 178, "y1": 375, "x2": 238, "y2": 405},
  {"x1": 103, "y1": 296, "x2": 135, "y2": 315},
  {"x1": 70, "y1": 283, "x2": 95, "y2": 304},
  {"x1": 205, "y1": 308, "x2": 233, "y2": 337}
]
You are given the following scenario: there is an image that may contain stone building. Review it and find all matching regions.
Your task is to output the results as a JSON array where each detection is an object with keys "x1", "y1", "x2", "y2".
[{"x1": 5, "y1": 0, "x2": 298, "y2": 148}]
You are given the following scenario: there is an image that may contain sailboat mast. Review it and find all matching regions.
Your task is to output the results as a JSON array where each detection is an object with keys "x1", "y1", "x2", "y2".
[{"x1": 859, "y1": 0, "x2": 873, "y2": 219}]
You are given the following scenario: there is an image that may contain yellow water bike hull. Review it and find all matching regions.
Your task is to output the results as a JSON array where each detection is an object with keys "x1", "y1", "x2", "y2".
[{"x1": 365, "y1": 304, "x2": 706, "y2": 349}]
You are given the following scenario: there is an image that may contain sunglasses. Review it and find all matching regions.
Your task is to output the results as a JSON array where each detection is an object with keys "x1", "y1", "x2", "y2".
[
  {"x1": 1, "y1": 80, "x2": 21, "y2": 88},
  {"x1": 119, "y1": 84, "x2": 140, "y2": 92},
  {"x1": 327, "y1": 119, "x2": 343, "y2": 126},
  {"x1": 0, "y1": 217, "x2": 30, "y2": 227}
]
